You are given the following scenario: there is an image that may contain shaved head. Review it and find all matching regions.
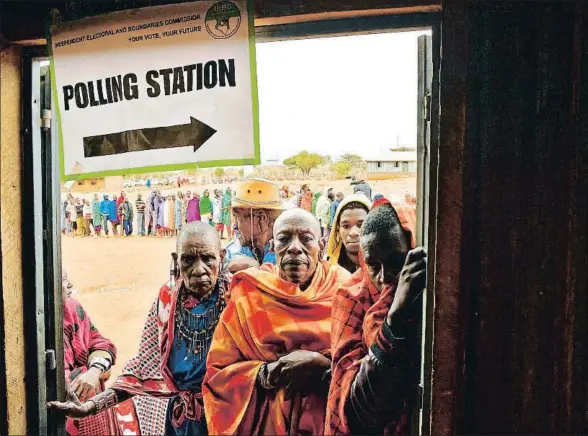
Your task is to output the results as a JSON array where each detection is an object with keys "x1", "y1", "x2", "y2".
[
  {"x1": 177, "y1": 221, "x2": 221, "y2": 254},
  {"x1": 273, "y1": 208, "x2": 320, "y2": 238},
  {"x1": 361, "y1": 204, "x2": 404, "y2": 239}
]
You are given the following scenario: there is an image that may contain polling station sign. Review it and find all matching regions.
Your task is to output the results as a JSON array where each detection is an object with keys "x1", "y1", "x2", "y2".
[{"x1": 49, "y1": 0, "x2": 259, "y2": 180}]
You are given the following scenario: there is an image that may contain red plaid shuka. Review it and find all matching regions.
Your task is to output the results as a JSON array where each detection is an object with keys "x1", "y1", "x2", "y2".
[{"x1": 326, "y1": 201, "x2": 418, "y2": 435}]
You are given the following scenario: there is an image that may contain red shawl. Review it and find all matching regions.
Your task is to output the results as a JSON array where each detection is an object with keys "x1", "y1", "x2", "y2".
[
  {"x1": 326, "y1": 259, "x2": 410, "y2": 435},
  {"x1": 63, "y1": 298, "x2": 119, "y2": 435},
  {"x1": 326, "y1": 201, "x2": 417, "y2": 435}
]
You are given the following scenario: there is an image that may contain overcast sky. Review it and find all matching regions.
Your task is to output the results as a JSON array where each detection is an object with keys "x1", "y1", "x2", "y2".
[{"x1": 256, "y1": 30, "x2": 431, "y2": 162}]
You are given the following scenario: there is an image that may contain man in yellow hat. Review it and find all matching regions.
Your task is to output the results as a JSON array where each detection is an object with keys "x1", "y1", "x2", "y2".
[{"x1": 224, "y1": 178, "x2": 283, "y2": 268}]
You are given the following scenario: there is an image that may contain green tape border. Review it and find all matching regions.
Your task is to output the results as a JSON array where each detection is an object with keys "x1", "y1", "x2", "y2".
[{"x1": 48, "y1": 0, "x2": 261, "y2": 182}]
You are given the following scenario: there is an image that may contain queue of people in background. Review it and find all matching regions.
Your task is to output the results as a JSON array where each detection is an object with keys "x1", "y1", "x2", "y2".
[
  {"x1": 51, "y1": 177, "x2": 423, "y2": 436},
  {"x1": 60, "y1": 188, "x2": 236, "y2": 240}
]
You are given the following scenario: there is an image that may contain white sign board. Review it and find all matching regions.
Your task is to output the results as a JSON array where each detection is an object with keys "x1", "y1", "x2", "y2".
[{"x1": 49, "y1": 1, "x2": 259, "y2": 180}]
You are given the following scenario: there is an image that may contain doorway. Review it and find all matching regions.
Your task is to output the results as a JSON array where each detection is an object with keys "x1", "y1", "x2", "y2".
[{"x1": 23, "y1": 13, "x2": 438, "y2": 435}]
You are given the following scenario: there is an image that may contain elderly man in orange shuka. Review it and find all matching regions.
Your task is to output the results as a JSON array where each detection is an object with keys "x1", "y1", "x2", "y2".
[{"x1": 203, "y1": 208, "x2": 351, "y2": 435}]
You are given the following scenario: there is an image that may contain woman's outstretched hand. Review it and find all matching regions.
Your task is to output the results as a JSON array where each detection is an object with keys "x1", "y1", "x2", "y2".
[{"x1": 47, "y1": 380, "x2": 97, "y2": 418}]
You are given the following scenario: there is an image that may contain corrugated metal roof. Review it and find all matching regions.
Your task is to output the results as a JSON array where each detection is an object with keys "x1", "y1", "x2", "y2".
[{"x1": 364, "y1": 150, "x2": 417, "y2": 162}]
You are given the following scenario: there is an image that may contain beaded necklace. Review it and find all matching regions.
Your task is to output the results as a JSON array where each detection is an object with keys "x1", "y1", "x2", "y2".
[{"x1": 174, "y1": 285, "x2": 224, "y2": 362}]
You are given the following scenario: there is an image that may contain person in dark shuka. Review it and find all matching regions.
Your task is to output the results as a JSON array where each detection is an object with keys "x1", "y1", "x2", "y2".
[{"x1": 326, "y1": 198, "x2": 426, "y2": 435}]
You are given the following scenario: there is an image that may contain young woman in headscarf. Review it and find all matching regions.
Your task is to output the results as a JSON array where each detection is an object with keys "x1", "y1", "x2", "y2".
[
  {"x1": 327, "y1": 194, "x2": 373, "y2": 273},
  {"x1": 50, "y1": 223, "x2": 231, "y2": 436}
]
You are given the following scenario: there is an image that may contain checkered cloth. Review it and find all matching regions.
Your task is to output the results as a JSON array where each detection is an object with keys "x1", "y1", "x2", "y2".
[{"x1": 113, "y1": 274, "x2": 230, "y2": 434}]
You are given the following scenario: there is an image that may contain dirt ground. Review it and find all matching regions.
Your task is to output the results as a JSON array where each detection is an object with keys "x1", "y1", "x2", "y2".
[{"x1": 64, "y1": 176, "x2": 416, "y2": 384}]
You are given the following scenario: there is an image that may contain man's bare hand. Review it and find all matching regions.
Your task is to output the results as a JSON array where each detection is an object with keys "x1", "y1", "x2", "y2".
[
  {"x1": 268, "y1": 350, "x2": 330, "y2": 399},
  {"x1": 386, "y1": 247, "x2": 427, "y2": 329}
]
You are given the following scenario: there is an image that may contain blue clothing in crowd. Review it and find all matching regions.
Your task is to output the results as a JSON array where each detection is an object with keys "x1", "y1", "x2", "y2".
[
  {"x1": 330, "y1": 199, "x2": 341, "y2": 227},
  {"x1": 99, "y1": 198, "x2": 110, "y2": 216},
  {"x1": 107, "y1": 200, "x2": 118, "y2": 223},
  {"x1": 224, "y1": 239, "x2": 276, "y2": 265}
]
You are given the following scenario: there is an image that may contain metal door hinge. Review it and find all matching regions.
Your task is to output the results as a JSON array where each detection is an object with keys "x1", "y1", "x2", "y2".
[
  {"x1": 423, "y1": 93, "x2": 431, "y2": 122},
  {"x1": 41, "y1": 109, "x2": 52, "y2": 130},
  {"x1": 45, "y1": 349, "x2": 56, "y2": 370}
]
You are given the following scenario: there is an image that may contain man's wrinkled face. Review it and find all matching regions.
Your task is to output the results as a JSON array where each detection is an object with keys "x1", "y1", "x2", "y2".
[
  {"x1": 274, "y1": 218, "x2": 322, "y2": 286},
  {"x1": 186, "y1": 191, "x2": 191, "y2": 198},
  {"x1": 179, "y1": 234, "x2": 222, "y2": 297},
  {"x1": 361, "y1": 230, "x2": 409, "y2": 292},
  {"x1": 339, "y1": 207, "x2": 368, "y2": 256},
  {"x1": 232, "y1": 208, "x2": 270, "y2": 246}
]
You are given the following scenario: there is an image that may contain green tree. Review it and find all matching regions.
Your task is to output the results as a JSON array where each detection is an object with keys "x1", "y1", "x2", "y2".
[
  {"x1": 283, "y1": 151, "x2": 326, "y2": 176},
  {"x1": 213, "y1": 167, "x2": 226, "y2": 178},
  {"x1": 339, "y1": 153, "x2": 363, "y2": 167},
  {"x1": 331, "y1": 161, "x2": 353, "y2": 179}
]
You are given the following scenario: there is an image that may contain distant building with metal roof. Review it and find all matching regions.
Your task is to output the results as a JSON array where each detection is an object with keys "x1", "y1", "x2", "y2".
[{"x1": 364, "y1": 149, "x2": 417, "y2": 179}]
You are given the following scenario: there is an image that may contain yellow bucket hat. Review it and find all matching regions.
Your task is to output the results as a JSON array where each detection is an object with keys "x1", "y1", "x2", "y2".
[{"x1": 231, "y1": 178, "x2": 283, "y2": 210}]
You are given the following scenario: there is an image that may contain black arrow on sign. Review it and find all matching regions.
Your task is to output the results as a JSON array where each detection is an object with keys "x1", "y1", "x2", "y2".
[{"x1": 83, "y1": 117, "x2": 217, "y2": 158}]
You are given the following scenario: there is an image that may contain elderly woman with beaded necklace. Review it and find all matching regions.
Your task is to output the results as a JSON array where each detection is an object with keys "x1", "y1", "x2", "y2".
[{"x1": 49, "y1": 221, "x2": 231, "y2": 436}]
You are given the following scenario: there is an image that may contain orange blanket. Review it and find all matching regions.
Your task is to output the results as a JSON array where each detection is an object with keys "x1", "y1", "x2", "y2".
[{"x1": 203, "y1": 261, "x2": 350, "y2": 435}]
